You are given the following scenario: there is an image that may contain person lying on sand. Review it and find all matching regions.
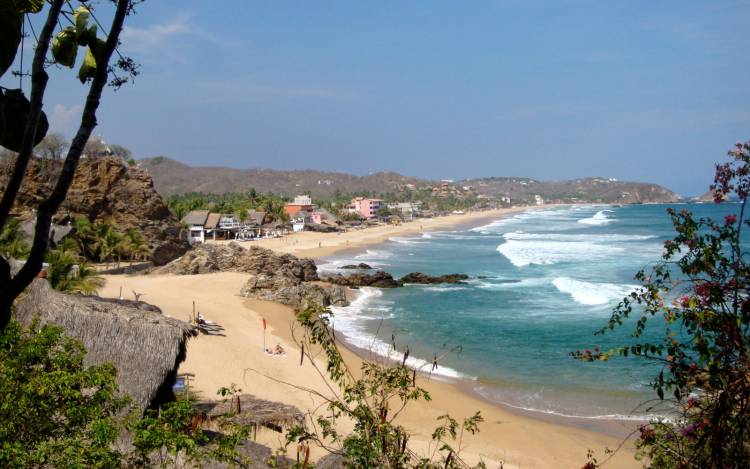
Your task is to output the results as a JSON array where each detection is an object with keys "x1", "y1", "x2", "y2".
[{"x1": 272, "y1": 343, "x2": 285, "y2": 355}]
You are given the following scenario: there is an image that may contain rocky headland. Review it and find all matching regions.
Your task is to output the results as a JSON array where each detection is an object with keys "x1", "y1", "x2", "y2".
[
  {"x1": 1, "y1": 156, "x2": 187, "y2": 265},
  {"x1": 156, "y1": 243, "x2": 347, "y2": 310}
]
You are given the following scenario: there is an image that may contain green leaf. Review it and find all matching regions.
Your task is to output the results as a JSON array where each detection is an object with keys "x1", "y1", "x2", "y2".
[
  {"x1": 51, "y1": 27, "x2": 78, "y2": 67},
  {"x1": 77, "y1": 46, "x2": 97, "y2": 83},
  {"x1": 0, "y1": 4, "x2": 22, "y2": 78},
  {"x1": 74, "y1": 6, "x2": 90, "y2": 35}
]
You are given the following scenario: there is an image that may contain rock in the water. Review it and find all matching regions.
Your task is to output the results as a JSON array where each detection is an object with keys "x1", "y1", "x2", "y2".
[
  {"x1": 340, "y1": 263, "x2": 373, "y2": 270},
  {"x1": 398, "y1": 272, "x2": 469, "y2": 285},
  {"x1": 322, "y1": 271, "x2": 400, "y2": 288}
]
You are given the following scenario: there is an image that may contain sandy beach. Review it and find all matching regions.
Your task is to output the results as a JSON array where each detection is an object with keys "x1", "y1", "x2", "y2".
[
  {"x1": 210, "y1": 207, "x2": 537, "y2": 260},
  {"x1": 99, "y1": 207, "x2": 641, "y2": 468}
]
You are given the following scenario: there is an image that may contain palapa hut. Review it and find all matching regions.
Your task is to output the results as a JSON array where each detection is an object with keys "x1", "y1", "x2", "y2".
[
  {"x1": 196, "y1": 394, "x2": 304, "y2": 434},
  {"x1": 14, "y1": 278, "x2": 197, "y2": 410}
]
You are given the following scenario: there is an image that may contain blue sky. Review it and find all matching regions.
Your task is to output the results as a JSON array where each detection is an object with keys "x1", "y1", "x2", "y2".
[{"x1": 9, "y1": 1, "x2": 750, "y2": 196}]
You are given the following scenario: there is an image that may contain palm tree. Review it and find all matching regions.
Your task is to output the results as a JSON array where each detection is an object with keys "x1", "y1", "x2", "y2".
[
  {"x1": 0, "y1": 218, "x2": 30, "y2": 260},
  {"x1": 71, "y1": 217, "x2": 95, "y2": 259},
  {"x1": 123, "y1": 228, "x2": 150, "y2": 262},
  {"x1": 45, "y1": 246, "x2": 103, "y2": 294}
]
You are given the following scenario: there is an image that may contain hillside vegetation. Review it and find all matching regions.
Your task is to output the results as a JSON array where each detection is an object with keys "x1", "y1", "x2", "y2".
[{"x1": 140, "y1": 156, "x2": 680, "y2": 204}]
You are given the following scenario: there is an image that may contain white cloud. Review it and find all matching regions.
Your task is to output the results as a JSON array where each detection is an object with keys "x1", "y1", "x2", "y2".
[
  {"x1": 121, "y1": 13, "x2": 193, "y2": 63},
  {"x1": 48, "y1": 104, "x2": 83, "y2": 135}
]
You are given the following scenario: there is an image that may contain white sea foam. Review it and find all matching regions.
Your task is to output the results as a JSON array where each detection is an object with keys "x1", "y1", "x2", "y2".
[
  {"x1": 503, "y1": 232, "x2": 656, "y2": 242},
  {"x1": 497, "y1": 239, "x2": 623, "y2": 267},
  {"x1": 389, "y1": 236, "x2": 427, "y2": 245},
  {"x1": 421, "y1": 232, "x2": 433, "y2": 239},
  {"x1": 473, "y1": 386, "x2": 666, "y2": 422},
  {"x1": 422, "y1": 285, "x2": 470, "y2": 292},
  {"x1": 355, "y1": 249, "x2": 393, "y2": 261},
  {"x1": 472, "y1": 277, "x2": 549, "y2": 290},
  {"x1": 578, "y1": 209, "x2": 615, "y2": 226},
  {"x1": 552, "y1": 277, "x2": 639, "y2": 305},
  {"x1": 329, "y1": 288, "x2": 468, "y2": 379}
]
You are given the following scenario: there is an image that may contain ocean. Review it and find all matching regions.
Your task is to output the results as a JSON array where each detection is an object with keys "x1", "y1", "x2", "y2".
[{"x1": 320, "y1": 203, "x2": 741, "y2": 422}]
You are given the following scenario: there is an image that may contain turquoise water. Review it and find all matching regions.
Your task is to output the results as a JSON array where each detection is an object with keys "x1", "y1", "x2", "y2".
[{"x1": 321, "y1": 203, "x2": 740, "y2": 420}]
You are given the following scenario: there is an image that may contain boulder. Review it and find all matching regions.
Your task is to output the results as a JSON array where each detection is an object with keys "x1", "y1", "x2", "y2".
[
  {"x1": 156, "y1": 243, "x2": 318, "y2": 281},
  {"x1": 340, "y1": 263, "x2": 373, "y2": 270},
  {"x1": 322, "y1": 271, "x2": 400, "y2": 288},
  {"x1": 398, "y1": 272, "x2": 469, "y2": 285}
]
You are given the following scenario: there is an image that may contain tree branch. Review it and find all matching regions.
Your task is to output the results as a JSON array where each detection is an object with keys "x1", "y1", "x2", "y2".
[
  {"x1": 0, "y1": 0, "x2": 64, "y2": 231},
  {"x1": 0, "y1": 0, "x2": 131, "y2": 329}
]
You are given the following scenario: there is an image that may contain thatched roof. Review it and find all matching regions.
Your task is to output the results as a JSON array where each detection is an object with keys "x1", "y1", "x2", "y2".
[
  {"x1": 14, "y1": 279, "x2": 198, "y2": 410},
  {"x1": 205, "y1": 213, "x2": 221, "y2": 230},
  {"x1": 196, "y1": 394, "x2": 304, "y2": 432},
  {"x1": 182, "y1": 210, "x2": 209, "y2": 226}
]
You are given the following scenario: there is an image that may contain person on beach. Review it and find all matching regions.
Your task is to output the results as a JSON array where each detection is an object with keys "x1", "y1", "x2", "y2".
[
  {"x1": 273, "y1": 343, "x2": 285, "y2": 355},
  {"x1": 197, "y1": 312, "x2": 206, "y2": 325}
]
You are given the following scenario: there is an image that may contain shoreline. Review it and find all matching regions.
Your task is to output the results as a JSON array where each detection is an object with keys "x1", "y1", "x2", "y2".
[
  {"x1": 208, "y1": 206, "x2": 546, "y2": 261},
  {"x1": 310, "y1": 205, "x2": 648, "y2": 439},
  {"x1": 98, "y1": 269, "x2": 639, "y2": 468},
  {"x1": 97, "y1": 204, "x2": 643, "y2": 467}
]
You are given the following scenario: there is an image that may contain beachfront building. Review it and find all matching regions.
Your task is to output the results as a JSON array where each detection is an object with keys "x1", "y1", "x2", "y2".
[
  {"x1": 387, "y1": 201, "x2": 422, "y2": 217},
  {"x1": 291, "y1": 210, "x2": 312, "y2": 232},
  {"x1": 181, "y1": 210, "x2": 209, "y2": 244},
  {"x1": 283, "y1": 195, "x2": 315, "y2": 217},
  {"x1": 347, "y1": 197, "x2": 383, "y2": 219}
]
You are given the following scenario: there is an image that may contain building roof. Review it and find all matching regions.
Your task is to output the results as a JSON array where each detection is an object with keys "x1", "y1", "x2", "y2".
[
  {"x1": 181, "y1": 210, "x2": 209, "y2": 226},
  {"x1": 15, "y1": 279, "x2": 197, "y2": 410},
  {"x1": 246, "y1": 210, "x2": 266, "y2": 226},
  {"x1": 204, "y1": 213, "x2": 221, "y2": 229}
]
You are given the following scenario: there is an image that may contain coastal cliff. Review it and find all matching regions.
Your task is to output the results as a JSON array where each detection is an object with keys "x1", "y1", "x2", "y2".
[{"x1": 0, "y1": 156, "x2": 188, "y2": 265}]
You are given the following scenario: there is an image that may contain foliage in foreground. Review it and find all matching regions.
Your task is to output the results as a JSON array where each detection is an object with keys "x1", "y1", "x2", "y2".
[
  {"x1": 283, "y1": 304, "x2": 486, "y2": 468},
  {"x1": 0, "y1": 320, "x2": 253, "y2": 468},
  {"x1": 577, "y1": 141, "x2": 750, "y2": 469}
]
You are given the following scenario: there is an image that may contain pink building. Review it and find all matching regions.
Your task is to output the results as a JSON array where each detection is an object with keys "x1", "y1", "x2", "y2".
[
  {"x1": 311, "y1": 211, "x2": 323, "y2": 224},
  {"x1": 349, "y1": 197, "x2": 383, "y2": 219}
]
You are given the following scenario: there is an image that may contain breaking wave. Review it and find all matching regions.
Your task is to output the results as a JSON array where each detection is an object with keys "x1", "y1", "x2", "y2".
[{"x1": 552, "y1": 277, "x2": 639, "y2": 306}]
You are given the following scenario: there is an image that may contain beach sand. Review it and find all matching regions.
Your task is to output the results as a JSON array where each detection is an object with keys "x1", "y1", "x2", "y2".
[
  {"x1": 208, "y1": 207, "x2": 535, "y2": 260},
  {"x1": 98, "y1": 208, "x2": 641, "y2": 468}
]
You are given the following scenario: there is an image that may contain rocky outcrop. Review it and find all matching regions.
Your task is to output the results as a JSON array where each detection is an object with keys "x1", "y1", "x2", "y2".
[
  {"x1": 323, "y1": 271, "x2": 470, "y2": 288},
  {"x1": 157, "y1": 243, "x2": 344, "y2": 310},
  {"x1": 322, "y1": 271, "x2": 401, "y2": 288},
  {"x1": 156, "y1": 243, "x2": 318, "y2": 280},
  {"x1": 398, "y1": 272, "x2": 469, "y2": 285},
  {"x1": 340, "y1": 263, "x2": 373, "y2": 270},
  {"x1": 1, "y1": 156, "x2": 187, "y2": 265}
]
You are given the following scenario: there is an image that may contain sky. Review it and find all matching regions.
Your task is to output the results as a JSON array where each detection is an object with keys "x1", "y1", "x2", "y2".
[{"x1": 6, "y1": 1, "x2": 750, "y2": 196}]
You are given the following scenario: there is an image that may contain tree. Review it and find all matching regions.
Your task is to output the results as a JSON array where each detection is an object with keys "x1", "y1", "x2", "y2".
[
  {"x1": 45, "y1": 243, "x2": 103, "y2": 294},
  {"x1": 108, "y1": 142, "x2": 131, "y2": 159},
  {"x1": 0, "y1": 320, "x2": 254, "y2": 468},
  {"x1": 575, "y1": 140, "x2": 750, "y2": 468},
  {"x1": 0, "y1": 0, "x2": 138, "y2": 329},
  {"x1": 0, "y1": 320, "x2": 126, "y2": 467},
  {"x1": 275, "y1": 304, "x2": 486, "y2": 468},
  {"x1": 0, "y1": 217, "x2": 29, "y2": 259},
  {"x1": 34, "y1": 132, "x2": 68, "y2": 160}
]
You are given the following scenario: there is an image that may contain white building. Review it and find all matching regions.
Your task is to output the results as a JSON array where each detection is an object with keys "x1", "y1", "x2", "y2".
[
  {"x1": 181, "y1": 210, "x2": 210, "y2": 244},
  {"x1": 292, "y1": 195, "x2": 313, "y2": 206}
]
